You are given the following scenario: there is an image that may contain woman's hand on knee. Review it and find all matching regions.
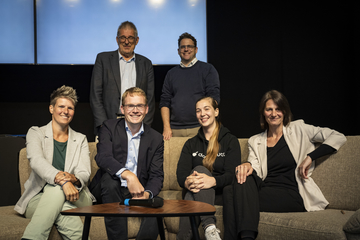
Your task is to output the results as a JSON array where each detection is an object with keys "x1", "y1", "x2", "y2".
[
  {"x1": 185, "y1": 171, "x2": 216, "y2": 192},
  {"x1": 62, "y1": 182, "x2": 80, "y2": 202},
  {"x1": 185, "y1": 172, "x2": 203, "y2": 192},
  {"x1": 194, "y1": 173, "x2": 216, "y2": 190},
  {"x1": 236, "y1": 163, "x2": 253, "y2": 184}
]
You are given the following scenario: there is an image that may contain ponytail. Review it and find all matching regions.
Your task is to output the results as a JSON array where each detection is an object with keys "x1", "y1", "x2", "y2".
[{"x1": 203, "y1": 120, "x2": 221, "y2": 172}]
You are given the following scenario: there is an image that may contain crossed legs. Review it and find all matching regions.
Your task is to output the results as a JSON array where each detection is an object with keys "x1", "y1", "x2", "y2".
[{"x1": 22, "y1": 184, "x2": 92, "y2": 240}]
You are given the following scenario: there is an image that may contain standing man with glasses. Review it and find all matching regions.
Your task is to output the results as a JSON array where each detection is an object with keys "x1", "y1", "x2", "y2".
[
  {"x1": 90, "y1": 21, "x2": 155, "y2": 136},
  {"x1": 160, "y1": 32, "x2": 220, "y2": 140},
  {"x1": 89, "y1": 87, "x2": 164, "y2": 240}
]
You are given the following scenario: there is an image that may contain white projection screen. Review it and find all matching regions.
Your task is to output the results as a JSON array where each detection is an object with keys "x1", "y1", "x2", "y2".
[
  {"x1": 0, "y1": 0, "x2": 34, "y2": 64},
  {"x1": 0, "y1": 0, "x2": 206, "y2": 65}
]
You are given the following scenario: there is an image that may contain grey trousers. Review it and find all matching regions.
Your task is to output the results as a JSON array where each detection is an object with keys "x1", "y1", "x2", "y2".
[{"x1": 177, "y1": 165, "x2": 218, "y2": 240}]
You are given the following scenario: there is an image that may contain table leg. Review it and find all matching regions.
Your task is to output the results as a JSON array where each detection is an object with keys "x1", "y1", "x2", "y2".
[
  {"x1": 156, "y1": 216, "x2": 165, "y2": 240},
  {"x1": 189, "y1": 216, "x2": 200, "y2": 240},
  {"x1": 82, "y1": 216, "x2": 92, "y2": 240}
]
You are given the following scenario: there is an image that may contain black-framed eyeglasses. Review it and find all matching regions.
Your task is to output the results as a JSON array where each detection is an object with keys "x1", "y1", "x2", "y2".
[
  {"x1": 118, "y1": 36, "x2": 136, "y2": 43},
  {"x1": 179, "y1": 45, "x2": 195, "y2": 50},
  {"x1": 124, "y1": 104, "x2": 146, "y2": 111}
]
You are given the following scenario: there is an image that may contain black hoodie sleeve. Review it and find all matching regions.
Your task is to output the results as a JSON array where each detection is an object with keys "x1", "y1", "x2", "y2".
[
  {"x1": 176, "y1": 140, "x2": 194, "y2": 188},
  {"x1": 213, "y1": 135, "x2": 242, "y2": 188}
]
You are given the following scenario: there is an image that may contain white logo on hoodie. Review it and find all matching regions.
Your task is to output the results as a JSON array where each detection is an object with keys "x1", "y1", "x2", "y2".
[{"x1": 192, "y1": 151, "x2": 225, "y2": 158}]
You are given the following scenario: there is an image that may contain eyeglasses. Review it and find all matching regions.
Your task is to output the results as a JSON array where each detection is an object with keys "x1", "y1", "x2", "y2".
[
  {"x1": 179, "y1": 45, "x2": 195, "y2": 50},
  {"x1": 124, "y1": 104, "x2": 146, "y2": 111},
  {"x1": 118, "y1": 36, "x2": 136, "y2": 43}
]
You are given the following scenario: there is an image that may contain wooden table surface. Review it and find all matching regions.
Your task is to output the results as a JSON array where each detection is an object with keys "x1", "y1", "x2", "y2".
[
  {"x1": 62, "y1": 199, "x2": 216, "y2": 240},
  {"x1": 62, "y1": 199, "x2": 216, "y2": 217}
]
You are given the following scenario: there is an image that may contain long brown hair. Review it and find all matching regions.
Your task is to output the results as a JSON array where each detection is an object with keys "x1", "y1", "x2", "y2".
[{"x1": 197, "y1": 96, "x2": 221, "y2": 172}]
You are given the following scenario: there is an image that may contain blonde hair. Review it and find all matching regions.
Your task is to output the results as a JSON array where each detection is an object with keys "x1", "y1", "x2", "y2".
[
  {"x1": 121, "y1": 87, "x2": 147, "y2": 106},
  {"x1": 50, "y1": 85, "x2": 78, "y2": 107},
  {"x1": 197, "y1": 96, "x2": 221, "y2": 172}
]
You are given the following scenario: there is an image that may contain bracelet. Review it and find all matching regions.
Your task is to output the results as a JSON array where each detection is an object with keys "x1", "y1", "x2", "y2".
[{"x1": 61, "y1": 181, "x2": 68, "y2": 188}]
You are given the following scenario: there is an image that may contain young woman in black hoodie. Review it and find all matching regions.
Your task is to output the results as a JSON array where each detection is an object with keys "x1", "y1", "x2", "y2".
[{"x1": 176, "y1": 96, "x2": 241, "y2": 240}]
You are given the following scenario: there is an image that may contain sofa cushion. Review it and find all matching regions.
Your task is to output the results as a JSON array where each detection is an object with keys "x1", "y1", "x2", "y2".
[
  {"x1": 257, "y1": 209, "x2": 354, "y2": 240},
  {"x1": 344, "y1": 209, "x2": 360, "y2": 233}
]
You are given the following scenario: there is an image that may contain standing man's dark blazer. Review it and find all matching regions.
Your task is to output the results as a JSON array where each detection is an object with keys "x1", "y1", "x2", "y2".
[
  {"x1": 90, "y1": 50, "x2": 155, "y2": 134},
  {"x1": 90, "y1": 118, "x2": 164, "y2": 197}
]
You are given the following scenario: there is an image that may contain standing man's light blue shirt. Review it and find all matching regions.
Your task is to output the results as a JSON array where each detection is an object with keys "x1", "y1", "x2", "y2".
[
  {"x1": 116, "y1": 121, "x2": 144, "y2": 187},
  {"x1": 119, "y1": 52, "x2": 136, "y2": 111}
]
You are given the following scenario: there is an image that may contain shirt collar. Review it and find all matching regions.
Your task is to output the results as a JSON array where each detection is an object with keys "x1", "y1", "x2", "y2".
[
  {"x1": 180, "y1": 57, "x2": 198, "y2": 68},
  {"x1": 125, "y1": 121, "x2": 144, "y2": 137},
  {"x1": 118, "y1": 51, "x2": 136, "y2": 62}
]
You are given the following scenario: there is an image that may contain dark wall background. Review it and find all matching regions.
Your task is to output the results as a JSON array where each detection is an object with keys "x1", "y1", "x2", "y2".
[
  {"x1": 206, "y1": 1, "x2": 358, "y2": 138},
  {"x1": 0, "y1": 1, "x2": 358, "y2": 140}
]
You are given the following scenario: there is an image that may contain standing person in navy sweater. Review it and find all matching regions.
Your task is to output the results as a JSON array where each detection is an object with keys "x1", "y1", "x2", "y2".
[{"x1": 160, "y1": 32, "x2": 220, "y2": 140}]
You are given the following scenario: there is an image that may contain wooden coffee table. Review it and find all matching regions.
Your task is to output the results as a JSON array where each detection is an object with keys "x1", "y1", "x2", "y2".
[{"x1": 61, "y1": 199, "x2": 216, "y2": 240}]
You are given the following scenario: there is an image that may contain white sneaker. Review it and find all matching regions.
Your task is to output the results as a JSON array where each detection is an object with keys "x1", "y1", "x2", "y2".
[{"x1": 205, "y1": 225, "x2": 221, "y2": 240}]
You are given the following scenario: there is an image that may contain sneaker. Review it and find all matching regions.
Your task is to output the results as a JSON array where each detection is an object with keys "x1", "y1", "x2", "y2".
[{"x1": 205, "y1": 225, "x2": 221, "y2": 240}]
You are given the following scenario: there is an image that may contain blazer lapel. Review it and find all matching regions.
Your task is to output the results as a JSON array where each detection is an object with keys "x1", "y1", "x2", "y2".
[
  {"x1": 258, "y1": 131, "x2": 268, "y2": 178},
  {"x1": 283, "y1": 124, "x2": 300, "y2": 164},
  {"x1": 64, "y1": 126, "x2": 78, "y2": 171},
  {"x1": 136, "y1": 124, "x2": 148, "y2": 176},
  {"x1": 135, "y1": 53, "x2": 141, "y2": 87},
  {"x1": 110, "y1": 50, "x2": 121, "y2": 96},
  {"x1": 44, "y1": 122, "x2": 54, "y2": 164},
  {"x1": 114, "y1": 119, "x2": 128, "y2": 165}
]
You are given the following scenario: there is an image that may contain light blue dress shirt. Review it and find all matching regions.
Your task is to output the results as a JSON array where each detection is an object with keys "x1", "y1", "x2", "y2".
[
  {"x1": 115, "y1": 122, "x2": 153, "y2": 198},
  {"x1": 119, "y1": 52, "x2": 136, "y2": 110},
  {"x1": 116, "y1": 121, "x2": 143, "y2": 186}
]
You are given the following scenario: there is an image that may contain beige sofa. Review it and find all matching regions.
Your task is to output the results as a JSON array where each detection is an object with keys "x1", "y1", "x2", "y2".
[{"x1": 0, "y1": 136, "x2": 359, "y2": 240}]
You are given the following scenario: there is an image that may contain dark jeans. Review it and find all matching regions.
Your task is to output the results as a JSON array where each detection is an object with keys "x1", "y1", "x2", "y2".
[{"x1": 100, "y1": 173, "x2": 159, "y2": 240}]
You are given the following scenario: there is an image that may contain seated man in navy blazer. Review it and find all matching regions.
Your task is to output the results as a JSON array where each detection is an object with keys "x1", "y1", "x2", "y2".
[{"x1": 89, "y1": 87, "x2": 164, "y2": 240}]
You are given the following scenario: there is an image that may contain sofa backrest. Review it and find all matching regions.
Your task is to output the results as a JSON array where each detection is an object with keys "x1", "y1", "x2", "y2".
[
  {"x1": 19, "y1": 148, "x2": 31, "y2": 195},
  {"x1": 311, "y1": 136, "x2": 360, "y2": 211},
  {"x1": 88, "y1": 142, "x2": 99, "y2": 182},
  {"x1": 18, "y1": 136, "x2": 359, "y2": 211}
]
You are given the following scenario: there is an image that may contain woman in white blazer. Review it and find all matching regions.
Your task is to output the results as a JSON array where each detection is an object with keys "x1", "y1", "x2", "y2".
[
  {"x1": 15, "y1": 86, "x2": 93, "y2": 240},
  {"x1": 227, "y1": 90, "x2": 347, "y2": 240}
]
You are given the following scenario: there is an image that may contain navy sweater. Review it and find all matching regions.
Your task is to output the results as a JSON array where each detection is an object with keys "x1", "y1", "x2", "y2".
[{"x1": 160, "y1": 61, "x2": 220, "y2": 129}]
